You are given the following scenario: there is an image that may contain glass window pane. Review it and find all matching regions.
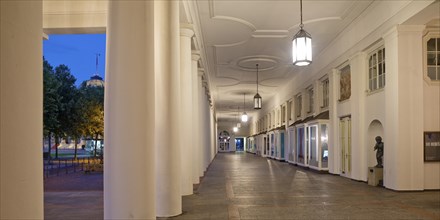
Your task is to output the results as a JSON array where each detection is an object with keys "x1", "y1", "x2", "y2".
[
  {"x1": 437, "y1": 67, "x2": 440, "y2": 80},
  {"x1": 378, "y1": 50, "x2": 382, "y2": 63},
  {"x1": 437, "y1": 53, "x2": 440, "y2": 65},
  {"x1": 437, "y1": 38, "x2": 440, "y2": 51},
  {"x1": 379, "y1": 75, "x2": 384, "y2": 88},
  {"x1": 372, "y1": 78, "x2": 377, "y2": 90},
  {"x1": 427, "y1": 52, "x2": 436, "y2": 65},
  {"x1": 428, "y1": 38, "x2": 436, "y2": 51},
  {"x1": 372, "y1": 54, "x2": 377, "y2": 65},
  {"x1": 378, "y1": 63, "x2": 382, "y2": 75},
  {"x1": 428, "y1": 67, "x2": 437, "y2": 80}
]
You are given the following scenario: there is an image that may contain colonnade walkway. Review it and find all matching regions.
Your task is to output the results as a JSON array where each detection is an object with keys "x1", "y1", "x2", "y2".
[
  {"x1": 173, "y1": 153, "x2": 440, "y2": 220},
  {"x1": 45, "y1": 153, "x2": 440, "y2": 219}
]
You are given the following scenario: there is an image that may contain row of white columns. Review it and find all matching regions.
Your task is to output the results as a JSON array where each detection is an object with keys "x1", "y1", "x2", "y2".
[
  {"x1": 0, "y1": 1, "x2": 216, "y2": 219},
  {"x1": 105, "y1": 1, "x2": 216, "y2": 219}
]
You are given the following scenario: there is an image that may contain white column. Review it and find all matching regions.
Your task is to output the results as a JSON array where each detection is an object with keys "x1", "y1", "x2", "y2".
[
  {"x1": 202, "y1": 83, "x2": 210, "y2": 171},
  {"x1": 154, "y1": 0, "x2": 182, "y2": 216},
  {"x1": 349, "y1": 52, "x2": 368, "y2": 181},
  {"x1": 180, "y1": 24, "x2": 194, "y2": 196},
  {"x1": 0, "y1": 2, "x2": 43, "y2": 219},
  {"x1": 210, "y1": 107, "x2": 216, "y2": 162},
  {"x1": 383, "y1": 25, "x2": 425, "y2": 190},
  {"x1": 198, "y1": 69, "x2": 205, "y2": 177},
  {"x1": 191, "y1": 51, "x2": 200, "y2": 184},
  {"x1": 104, "y1": 1, "x2": 155, "y2": 219}
]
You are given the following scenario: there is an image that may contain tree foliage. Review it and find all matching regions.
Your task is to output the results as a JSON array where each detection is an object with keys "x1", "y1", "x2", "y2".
[
  {"x1": 79, "y1": 82, "x2": 104, "y2": 157},
  {"x1": 43, "y1": 58, "x2": 61, "y2": 160},
  {"x1": 43, "y1": 59, "x2": 104, "y2": 158}
]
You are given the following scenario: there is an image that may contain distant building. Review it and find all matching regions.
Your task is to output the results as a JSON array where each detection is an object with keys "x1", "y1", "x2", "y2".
[{"x1": 86, "y1": 74, "x2": 104, "y2": 87}]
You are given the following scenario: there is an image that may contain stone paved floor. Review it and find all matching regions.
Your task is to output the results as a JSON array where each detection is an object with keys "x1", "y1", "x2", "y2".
[{"x1": 45, "y1": 152, "x2": 440, "y2": 220}]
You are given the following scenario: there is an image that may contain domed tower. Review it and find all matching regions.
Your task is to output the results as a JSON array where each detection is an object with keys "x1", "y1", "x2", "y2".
[
  {"x1": 86, "y1": 53, "x2": 104, "y2": 87},
  {"x1": 86, "y1": 74, "x2": 104, "y2": 87}
]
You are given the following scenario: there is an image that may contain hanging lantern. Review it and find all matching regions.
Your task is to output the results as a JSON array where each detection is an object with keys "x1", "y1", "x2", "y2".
[
  {"x1": 292, "y1": 0, "x2": 312, "y2": 66},
  {"x1": 254, "y1": 64, "x2": 262, "y2": 109}
]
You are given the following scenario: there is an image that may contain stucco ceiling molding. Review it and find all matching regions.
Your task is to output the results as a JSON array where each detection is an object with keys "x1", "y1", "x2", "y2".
[
  {"x1": 209, "y1": 0, "x2": 257, "y2": 31},
  {"x1": 213, "y1": 77, "x2": 241, "y2": 87},
  {"x1": 235, "y1": 55, "x2": 279, "y2": 72}
]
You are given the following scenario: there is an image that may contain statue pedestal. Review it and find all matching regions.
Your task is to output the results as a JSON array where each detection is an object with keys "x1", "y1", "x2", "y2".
[{"x1": 368, "y1": 167, "x2": 383, "y2": 186}]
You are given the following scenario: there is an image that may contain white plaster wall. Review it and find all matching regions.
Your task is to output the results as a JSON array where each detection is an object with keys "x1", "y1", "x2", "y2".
[{"x1": 423, "y1": 81, "x2": 440, "y2": 189}]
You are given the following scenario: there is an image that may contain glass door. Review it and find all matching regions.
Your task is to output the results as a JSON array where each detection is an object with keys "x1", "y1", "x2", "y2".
[
  {"x1": 280, "y1": 132, "x2": 285, "y2": 160},
  {"x1": 340, "y1": 117, "x2": 351, "y2": 176},
  {"x1": 296, "y1": 126, "x2": 305, "y2": 165},
  {"x1": 308, "y1": 125, "x2": 318, "y2": 168}
]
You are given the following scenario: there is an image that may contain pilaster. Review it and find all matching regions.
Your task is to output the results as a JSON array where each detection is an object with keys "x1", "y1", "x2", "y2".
[{"x1": 383, "y1": 25, "x2": 425, "y2": 190}]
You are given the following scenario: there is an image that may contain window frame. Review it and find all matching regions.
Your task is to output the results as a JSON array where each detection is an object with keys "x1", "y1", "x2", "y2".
[
  {"x1": 367, "y1": 46, "x2": 386, "y2": 92},
  {"x1": 423, "y1": 31, "x2": 440, "y2": 84},
  {"x1": 295, "y1": 94, "x2": 302, "y2": 118},
  {"x1": 321, "y1": 77, "x2": 329, "y2": 109},
  {"x1": 307, "y1": 86, "x2": 314, "y2": 114}
]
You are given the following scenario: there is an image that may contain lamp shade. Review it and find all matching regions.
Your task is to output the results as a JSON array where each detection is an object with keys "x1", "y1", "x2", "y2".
[
  {"x1": 241, "y1": 112, "x2": 248, "y2": 122},
  {"x1": 237, "y1": 123, "x2": 241, "y2": 128},
  {"x1": 233, "y1": 126, "x2": 238, "y2": 133},
  {"x1": 292, "y1": 29, "x2": 312, "y2": 66},
  {"x1": 254, "y1": 93, "x2": 262, "y2": 109}
]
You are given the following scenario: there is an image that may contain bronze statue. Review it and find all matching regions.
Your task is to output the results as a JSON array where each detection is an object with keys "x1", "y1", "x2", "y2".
[{"x1": 374, "y1": 136, "x2": 384, "y2": 168}]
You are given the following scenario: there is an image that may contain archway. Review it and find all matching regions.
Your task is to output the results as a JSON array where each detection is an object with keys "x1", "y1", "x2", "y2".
[{"x1": 367, "y1": 120, "x2": 384, "y2": 167}]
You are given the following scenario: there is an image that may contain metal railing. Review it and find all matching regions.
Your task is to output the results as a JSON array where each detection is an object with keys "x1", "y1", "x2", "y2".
[{"x1": 43, "y1": 157, "x2": 102, "y2": 178}]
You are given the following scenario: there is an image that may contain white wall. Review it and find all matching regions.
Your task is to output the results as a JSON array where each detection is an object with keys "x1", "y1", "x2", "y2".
[{"x1": 423, "y1": 81, "x2": 440, "y2": 189}]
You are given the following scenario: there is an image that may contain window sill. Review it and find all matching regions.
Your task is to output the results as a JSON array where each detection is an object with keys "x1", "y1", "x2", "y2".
[
  {"x1": 366, "y1": 87, "x2": 384, "y2": 96},
  {"x1": 423, "y1": 75, "x2": 440, "y2": 86}
]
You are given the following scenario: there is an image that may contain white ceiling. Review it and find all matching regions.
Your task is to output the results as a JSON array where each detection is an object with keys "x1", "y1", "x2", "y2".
[{"x1": 194, "y1": 0, "x2": 374, "y2": 123}]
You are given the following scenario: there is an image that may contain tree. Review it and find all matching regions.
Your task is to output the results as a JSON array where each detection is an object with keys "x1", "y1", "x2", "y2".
[
  {"x1": 53, "y1": 64, "x2": 77, "y2": 158},
  {"x1": 67, "y1": 88, "x2": 85, "y2": 159},
  {"x1": 80, "y1": 82, "x2": 104, "y2": 157},
  {"x1": 43, "y1": 58, "x2": 61, "y2": 161}
]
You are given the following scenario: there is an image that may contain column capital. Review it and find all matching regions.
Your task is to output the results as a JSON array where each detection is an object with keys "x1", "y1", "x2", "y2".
[
  {"x1": 180, "y1": 23, "x2": 194, "y2": 38},
  {"x1": 192, "y1": 50, "x2": 200, "y2": 61},
  {"x1": 198, "y1": 68, "x2": 205, "y2": 77}
]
